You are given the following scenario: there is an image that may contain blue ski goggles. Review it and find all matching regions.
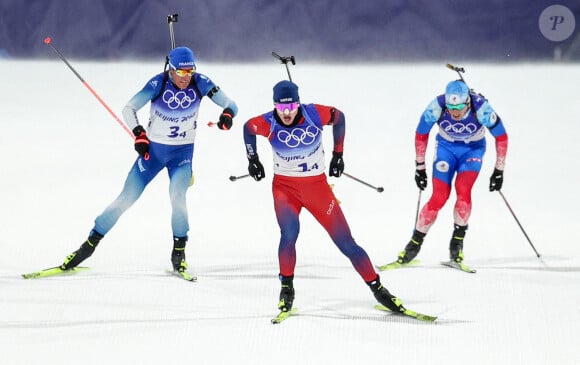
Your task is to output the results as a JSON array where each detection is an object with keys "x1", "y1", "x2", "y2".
[{"x1": 445, "y1": 103, "x2": 467, "y2": 111}]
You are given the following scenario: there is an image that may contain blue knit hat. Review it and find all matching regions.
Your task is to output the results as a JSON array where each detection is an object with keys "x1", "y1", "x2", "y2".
[
  {"x1": 169, "y1": 47, "x2": 196, "y2": 69},
  {"x1": 445, "y1": 80, "x2": 469, "y2": 105},
  {"x1": 273, "y1": 80, "x2": 299, "y2": 103}
]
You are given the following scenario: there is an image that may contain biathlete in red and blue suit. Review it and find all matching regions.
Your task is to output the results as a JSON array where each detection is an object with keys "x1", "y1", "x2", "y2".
[
  {"x1": 395, "y1": 80, "x2": 508, "y2": 265},
  {"x1": 243, "y1": 80, "x2": 409, "y2": 314}
]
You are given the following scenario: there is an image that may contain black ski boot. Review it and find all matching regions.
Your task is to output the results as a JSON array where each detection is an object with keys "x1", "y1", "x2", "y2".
[
  {"x1": 171, "y1": 236, "x2": 188, "y2": 272},
  {"x1": 61, "y1": 230, "x2": 104, "y2": 270},
  {"x1": 367, "y1": 275, "x2": 405, "y2": 313},
  {"x1": 449, "y1": 224, "x2": 467, "y2": 263},
  {"x1": 278, "y1": 274, "x2": 295, "y2": 312},
  {"x1": 397, "y1": 230, "x2": 426, "y2": 264}
]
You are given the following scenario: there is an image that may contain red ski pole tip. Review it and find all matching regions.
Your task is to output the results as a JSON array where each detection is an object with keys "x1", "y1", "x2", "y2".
[{"x1": 44, "y1": 37, "x2": 52, "y2": 44}]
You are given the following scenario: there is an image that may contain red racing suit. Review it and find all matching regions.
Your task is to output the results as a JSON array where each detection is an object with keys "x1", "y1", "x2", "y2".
[{"x1": 243, "y1": 104, "x2": 377, "y2": 282}]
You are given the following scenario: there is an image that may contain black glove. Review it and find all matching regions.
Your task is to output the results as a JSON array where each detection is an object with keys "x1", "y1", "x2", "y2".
[
  {"x1": 329, "y1": 151, "x2": 344, "y2": 177},
  {"x1": 133, "y1": 125, "x2": 149, "y2": 158},
  {"x1": 248, "y1": 156, "x2": 265, "y2": 181},
  {"x1": 217, "y1": 108, "x2": 233, "y2": 130},
  {"x1": 489, "y1": 168, "x2": 504, "y2": 191},
  {"x1": 415, "y1": 168, "x2": 427, "y2": 190}
]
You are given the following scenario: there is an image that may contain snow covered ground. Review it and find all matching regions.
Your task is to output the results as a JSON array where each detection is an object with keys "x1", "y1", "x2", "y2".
[{"x1": 1, "y1": 59, "x2": 579, "y2": 364}]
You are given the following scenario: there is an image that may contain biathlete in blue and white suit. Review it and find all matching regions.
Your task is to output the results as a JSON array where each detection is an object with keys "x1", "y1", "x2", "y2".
[
  {"x1": 395, "y1": 80, "x2": 508, "y2": 265},
  {"x1": 243, "y1": 80, "x2": 408, "y2": 314},
  {"x1": 60, "y1": 46, "x2": 238, "y2": 275}
]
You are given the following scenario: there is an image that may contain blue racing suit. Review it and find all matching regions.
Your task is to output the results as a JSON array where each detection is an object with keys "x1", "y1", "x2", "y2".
[{"x1": 92, "y1": 71, "x2": 237, "y2": 238}]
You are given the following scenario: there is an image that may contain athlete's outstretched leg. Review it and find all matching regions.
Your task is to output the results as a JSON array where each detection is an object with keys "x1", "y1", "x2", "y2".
[
  {"x1": 399, "y1": 149, "x2": 455, "y2": 263},
  {"x1": 322, "y1": 205, "x2": 377, "y2": 282},
  {"x1": 448, "y1": 142, "x2": 484, "y2": 261},
  {"x1": 94, "y1": 159, "x2": 158, "y2": 235},
  {"x1": 304, "y1": 178, "x2": 377, "y2": 282},
  {"x1": 168, "y1": 164, "x2": 192, "y2": 238},
  {"x1": 167, "y1": 164, "x2": 192, "y2": 272},
  {"x1": 273, "y1": 179, "x2": 302, "y2": 277},
  {"x1": 453, "y1": 170, "x2": 478, "y2": 226},
  {"x1": 415, "y1": 178, "x2": 452, "y2": 232},
  {"x1": 416, "y1": 143, "x2": 456, "y2": 233},
  {"x1": 450, "y1": 167, "x2": 480, "y2": 262},
  {"x1": 64, "y1": 157, "x2": 160, "y2": 269}
]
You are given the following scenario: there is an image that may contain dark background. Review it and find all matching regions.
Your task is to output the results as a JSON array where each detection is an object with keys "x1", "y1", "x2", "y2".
[{"x1": 1, "y1": 0, "x2": 579, "y2": 62}]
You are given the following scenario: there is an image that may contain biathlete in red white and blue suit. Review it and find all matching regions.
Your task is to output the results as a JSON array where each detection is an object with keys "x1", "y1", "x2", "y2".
[
  {"x1": 396, "y1": 80, "x2": 508, "y2": 265},
  {"x1": 243, "y1": 80, "x2": 407, "y2": 314}
]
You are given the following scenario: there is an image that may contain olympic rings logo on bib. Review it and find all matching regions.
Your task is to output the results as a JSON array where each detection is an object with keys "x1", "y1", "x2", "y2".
[
  {"x1": 277, "y1": 126, "x2": 320, "y2": 148},
  {"x1": 162, "y1": 89, "x2": 197, "y2": 110},
  {"x1": 440, "y1": 120, "x2": 478, "y2": 134}
]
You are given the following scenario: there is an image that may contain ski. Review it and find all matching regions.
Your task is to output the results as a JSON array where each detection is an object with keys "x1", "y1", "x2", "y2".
[
  {"x1": 375, "y1": 259, "x2": 420, "y2": 271},
  {"x1": 22, "y1": 266, "x2": 89, "y2": 279},
  {"x1": 441, "y1": 260, "x2": 476, "y2": 273},
  {"x1": 167, "y1": 269, "x2": 197, "y2": 282},
  {"x1": 374, "y1": 304, "x2": 437, "y2": 322},
  {"x1": 271, "y1": 308, "x2": 298, "y2": 324}
]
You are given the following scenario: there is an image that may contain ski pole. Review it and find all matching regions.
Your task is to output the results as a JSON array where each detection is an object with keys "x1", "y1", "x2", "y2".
[
  {"x1": 229, "y1": 174, "x2": 250, "y2": 182},
  {"x1": 414, "y1": 189, "x2": 422, "y2": 226},
  {"x1": 272, "y1": 51, "x2": 296, "y2": 81},
  {"x1": 498, "y1": 191, "x2": 541, "y2": 258},
  {"x1": 44, "y1": 37, "x2": 135, "y2": 140},
  {"x1": 342, "y1": 172, "x2": 384, "y2": 193}
]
